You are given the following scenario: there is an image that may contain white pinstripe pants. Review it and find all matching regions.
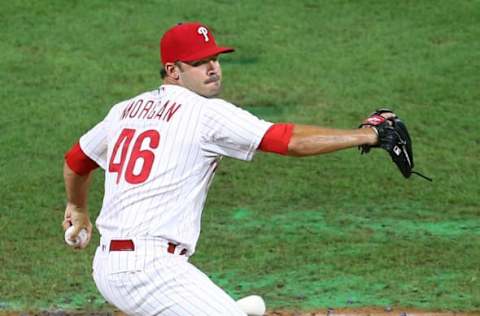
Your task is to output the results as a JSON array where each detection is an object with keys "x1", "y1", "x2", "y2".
[{"x1": 92, "y1": 238, "x2": 246, "y2": 316}]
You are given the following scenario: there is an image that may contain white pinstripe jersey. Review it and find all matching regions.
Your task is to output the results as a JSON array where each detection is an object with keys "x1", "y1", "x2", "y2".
[{"x1": 80, "y1": 84, "x2": 272, "y2": 255}]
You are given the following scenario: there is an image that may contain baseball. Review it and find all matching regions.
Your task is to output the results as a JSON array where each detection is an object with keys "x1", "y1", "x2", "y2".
[
  {"x1": 64, "y1": 226, "x2": 88, "y2": 247},
  {"x1": 236, "y1": 295, "x2": 266, "y2": 316}
]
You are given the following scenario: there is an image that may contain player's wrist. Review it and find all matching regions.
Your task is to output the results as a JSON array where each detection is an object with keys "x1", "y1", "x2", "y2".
[
  {"x1": 368, "y1": 127, "x2": 379, "y2": 145},
  {"x1": 359, "y1": 127, "x2": 378, "y2": 146},
  {"x1": 66, "y1": 202, "x2": 88, "y2": 213}
]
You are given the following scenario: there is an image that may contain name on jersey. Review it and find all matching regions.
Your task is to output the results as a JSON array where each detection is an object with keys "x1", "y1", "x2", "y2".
[{"x1": 121, "y1": 99, "x2": 182, "y2": 122}]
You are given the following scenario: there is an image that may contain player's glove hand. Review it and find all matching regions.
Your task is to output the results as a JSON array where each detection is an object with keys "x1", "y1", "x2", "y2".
[
  {"x1": 359, "y1": 108, "x2": 432, "y2": 181},
  {"x1": 359, "y1": 108, "x2": 397, "y2": 154}
]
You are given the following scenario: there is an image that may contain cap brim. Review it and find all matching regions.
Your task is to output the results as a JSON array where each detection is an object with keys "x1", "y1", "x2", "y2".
[{"x1": 180, "y1": 46, "x2": 235, "y2": 63}]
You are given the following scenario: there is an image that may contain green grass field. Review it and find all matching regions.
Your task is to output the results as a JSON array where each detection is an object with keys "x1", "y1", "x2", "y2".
[{"x1": 1, "y1": 0, "x2": 479, "y2": 312}]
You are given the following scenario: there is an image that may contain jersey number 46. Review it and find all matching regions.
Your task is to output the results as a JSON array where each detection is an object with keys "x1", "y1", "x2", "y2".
[{"x1": 108, "y1": 128, "x2": 159, "y2": 184}]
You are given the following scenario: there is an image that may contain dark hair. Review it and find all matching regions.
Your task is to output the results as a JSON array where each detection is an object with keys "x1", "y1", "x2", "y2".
[{"x1": 160, "y1": 67, "x2": 166, "y2": 79}]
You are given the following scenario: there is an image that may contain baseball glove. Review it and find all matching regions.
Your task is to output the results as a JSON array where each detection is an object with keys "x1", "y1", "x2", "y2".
[{"x1": 360, "y1": 108, "x2": 432, "y2": 181}]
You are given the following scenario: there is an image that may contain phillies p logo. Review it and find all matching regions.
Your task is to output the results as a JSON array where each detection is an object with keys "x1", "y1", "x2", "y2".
[{"x1": 197, "y1": 26, "x2": 209, "y2": 42}]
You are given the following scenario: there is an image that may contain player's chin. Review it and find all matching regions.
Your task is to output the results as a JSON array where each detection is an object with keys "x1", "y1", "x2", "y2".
[{"x1": 202, "y1": 82, "x2": 222, "y2": 98}]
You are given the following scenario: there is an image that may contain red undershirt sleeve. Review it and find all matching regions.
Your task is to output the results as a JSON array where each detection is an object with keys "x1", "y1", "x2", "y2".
[
  {"x1": 258, "y1": 123, "x2": 294, "y2": 155},
  {"x1": 64, "y1": 142, "x2": 99, "y2": 176}
]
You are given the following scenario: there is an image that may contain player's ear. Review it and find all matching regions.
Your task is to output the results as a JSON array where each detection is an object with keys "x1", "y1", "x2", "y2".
[{"x1": 165, "y1": 62, "x2": 180, "y2": 80}]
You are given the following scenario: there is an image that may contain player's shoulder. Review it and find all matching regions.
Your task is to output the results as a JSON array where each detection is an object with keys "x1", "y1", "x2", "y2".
[
  {"x1": 161, "y1": 84, "x2": 223, "y2": 101},
  {"x1": 161, "y1": 85, "x2": 208, "y2": 103},
  {"x1": 128, "y1": 88, "x2": 161, "y2": 103},
  {"x1": 203, "y1": 97, "x2": 243, "y2": 116},
  {"x1": 109, "y1": 88, "x2": 160, "y2": 112},
  {"x1": 206, "y1": 97, "x2": 232, "y2": 107}
]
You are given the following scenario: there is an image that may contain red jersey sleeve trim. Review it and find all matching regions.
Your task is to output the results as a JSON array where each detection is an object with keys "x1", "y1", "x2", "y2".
[
  {"x1": 64, "y1": 142, "x2": 99, "y2": 176},
  {"x1": 258, "y1": 123, "x2": 294, "y2": 155}
]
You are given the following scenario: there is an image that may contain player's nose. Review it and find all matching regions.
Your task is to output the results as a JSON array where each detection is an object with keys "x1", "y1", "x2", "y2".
[{"x1": 206, "y1": 59, "x2": 219, "y2": 74}]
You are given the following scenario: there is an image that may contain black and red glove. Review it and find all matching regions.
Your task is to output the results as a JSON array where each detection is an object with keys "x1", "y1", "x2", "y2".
[{"x1": 360, "y1": 108, "x2": 431, "y2": 181}]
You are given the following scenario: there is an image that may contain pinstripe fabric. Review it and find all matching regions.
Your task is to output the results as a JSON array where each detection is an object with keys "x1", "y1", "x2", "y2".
[
  {"x1": 80, "y1": 85, "x2": 272, "y2": 253},
  {"x1": 83, "y1": 85, "x2": 271, "y2": 315},
  {"x1": 93, "y1": 239, "x2": 246, "y2": 315}
]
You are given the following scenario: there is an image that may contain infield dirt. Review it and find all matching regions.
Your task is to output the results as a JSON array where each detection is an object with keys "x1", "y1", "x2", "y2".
[{"x1": 1, "y1": 309, "x2": 480, "y2": 316}]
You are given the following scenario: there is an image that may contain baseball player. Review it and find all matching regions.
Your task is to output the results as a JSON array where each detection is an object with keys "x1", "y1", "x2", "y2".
[{"x1": 63, "y1": 22, "x2": 380, "y2": 315}]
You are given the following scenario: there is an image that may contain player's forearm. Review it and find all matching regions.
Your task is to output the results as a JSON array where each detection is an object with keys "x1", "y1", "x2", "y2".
[
  {"x1": 63, "y1": 162, "x2": 92, "y2": 209},
  {"x1": 287, "y1": 125, "x2": 378, "y2": 156}
]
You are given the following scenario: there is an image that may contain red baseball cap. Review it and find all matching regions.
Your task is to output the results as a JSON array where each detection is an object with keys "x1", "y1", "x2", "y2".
[{"x1": 160, "y1": 22, "x2": 235, "y2": 65}]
